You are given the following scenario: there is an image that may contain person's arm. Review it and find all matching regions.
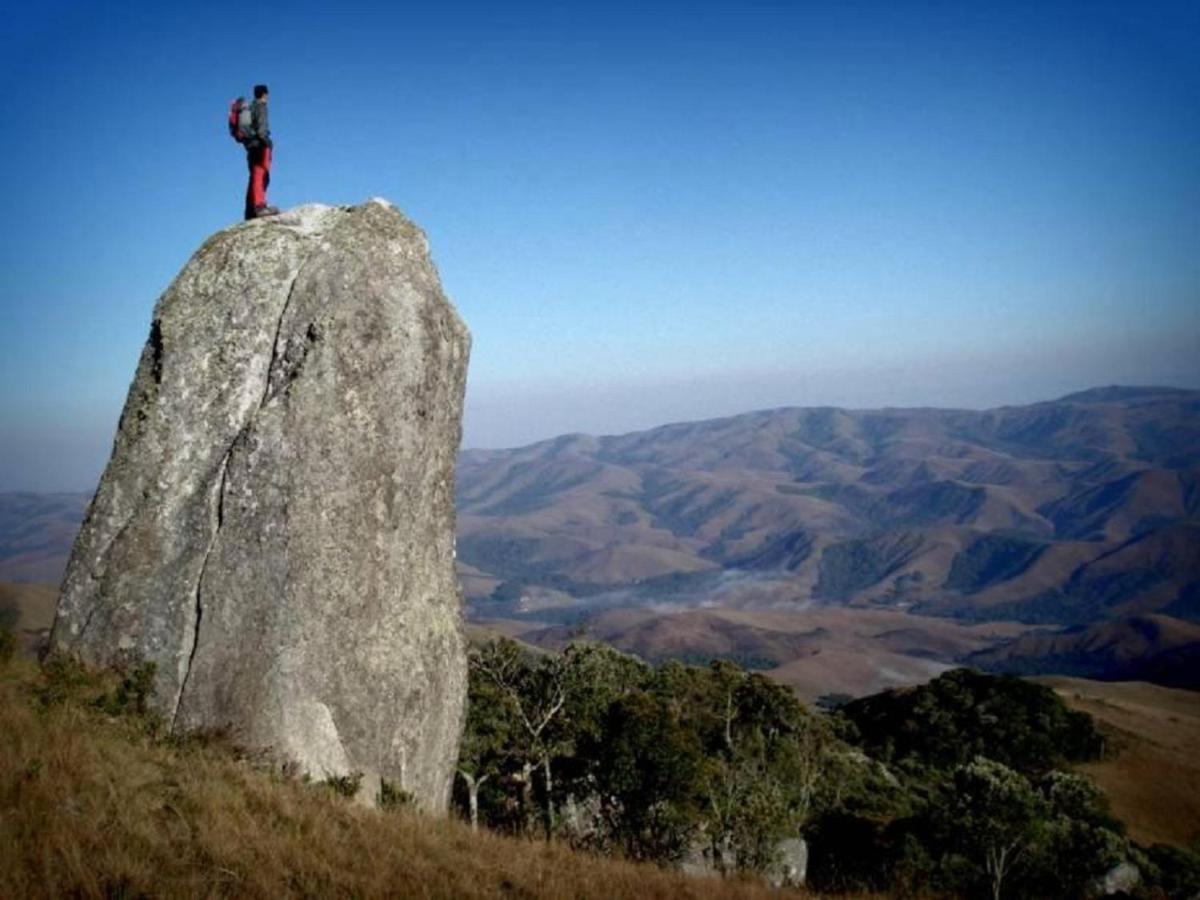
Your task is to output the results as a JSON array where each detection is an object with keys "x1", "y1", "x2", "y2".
[{"x1": 252, "y1": 100, "x2": 272, "y2": 147}]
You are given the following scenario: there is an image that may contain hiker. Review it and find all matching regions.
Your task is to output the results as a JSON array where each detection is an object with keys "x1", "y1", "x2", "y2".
[{"x1": 243, "y1": 84, "x2": 278, "y2": 220}]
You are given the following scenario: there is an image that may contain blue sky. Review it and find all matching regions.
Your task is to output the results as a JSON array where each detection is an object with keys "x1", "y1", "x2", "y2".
[{"x1": 2, "y1": 0, "x2": 1198, "y2": 490}]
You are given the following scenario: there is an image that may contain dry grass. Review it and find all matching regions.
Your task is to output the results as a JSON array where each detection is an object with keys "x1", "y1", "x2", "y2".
[
  {"x1": 0, "y1": 653, "x2": 806, "y2": 899},
  {"x1": 0, "y1": 581, "x2": 57, "y2": 654},
  {"x1": 1039, "y1": 676, "x2": 1200, "y2": 848}
]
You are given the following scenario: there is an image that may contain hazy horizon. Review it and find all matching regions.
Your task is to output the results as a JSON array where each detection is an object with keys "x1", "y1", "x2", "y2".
[{"x1": 6, "y1": 375, "x2": 1199, "y2": 494}]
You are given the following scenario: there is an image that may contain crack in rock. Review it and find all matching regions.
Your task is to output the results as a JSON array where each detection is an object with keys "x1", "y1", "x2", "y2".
[{"x1": 169, "y1": 252, "x2": 317, "y2": 727}]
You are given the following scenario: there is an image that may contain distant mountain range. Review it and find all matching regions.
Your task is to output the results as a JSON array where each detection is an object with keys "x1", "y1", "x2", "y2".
[
  {"x1": 4, "y1": 386, "x2": 1198, "y2": 695},
  {"x1": 454, "y1": 386, "x2": 1199, "y2": 689},
  {"x1": 458, "y1": 385, "x2": 1199, "y2": 620}
]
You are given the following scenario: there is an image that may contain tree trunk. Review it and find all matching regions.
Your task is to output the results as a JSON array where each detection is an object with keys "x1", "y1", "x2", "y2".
[
  {"x1": 520, "y1": 761, "x2": 535, "y2": 835},
  {"x1": 457, "y1": 770, "x2": 489, "y2": 832},
  {"x1": 724, "y1": 689, "x2": 735, "y2": 752},
  {"x1": 988, "y1": 844, "x2": 1010, "y2": 900},
  {"x1": 542, "y1": 754, "x2": 555, "y2": 839}
]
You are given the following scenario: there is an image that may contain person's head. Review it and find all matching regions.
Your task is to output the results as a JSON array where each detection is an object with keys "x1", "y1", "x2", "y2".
[{"x1": 254, "y1": 84, "x2": 269, "y2": 101}]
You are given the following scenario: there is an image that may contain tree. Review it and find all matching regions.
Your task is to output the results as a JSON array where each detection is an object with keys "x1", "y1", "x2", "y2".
[
  {"x1": 946, "y1": 757, "x2": 1045, "y2": 900},
  {"x1": 469, "y1": 639, "x2": 568, "y2": 836},
  {"x1": 456, "y1": 651, "x2": 520, "y2": 831},
  {"x1": 664, "y1": 661, "x2": 836, "y2": 875},
  {"x1": 1029, "y1": 771, "x2": 1126, "y2": 898},
  {"x1": 553, "y1": 642, "x2": 650, "y2": 834},
  {"x1": 838, "y1": 668, "x2": 1105, "y2": 777},
  {"x1": 592, "y1": 689, "x2": 704, "y2": 862}
]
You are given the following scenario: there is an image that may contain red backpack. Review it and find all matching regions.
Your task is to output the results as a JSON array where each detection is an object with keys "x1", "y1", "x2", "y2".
[{"x1": 227, "y1": 97, "x2": 253, "y2": 143}]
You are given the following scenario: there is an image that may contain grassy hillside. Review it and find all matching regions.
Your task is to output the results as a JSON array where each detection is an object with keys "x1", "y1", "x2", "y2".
[
  {"x1": 3, "y1": 625, "x2": 1195, "y2": 898},
  {"x1": 1040, "y1": 676, "x2": 1200, "y2": 849},
  {"x1": 0, "y1": 652, "x2": 798, "y2": 899}
]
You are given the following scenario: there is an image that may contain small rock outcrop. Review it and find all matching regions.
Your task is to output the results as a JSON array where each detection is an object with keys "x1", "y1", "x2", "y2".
[
  {"x1": 767, "y1": 838, "x2": 808, "y2": 888},
  {"x1": 51, "y1": 201, "x2": 471, "y2": 811}
]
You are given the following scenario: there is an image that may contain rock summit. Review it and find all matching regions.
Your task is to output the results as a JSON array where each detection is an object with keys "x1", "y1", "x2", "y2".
[{"x1": 52, "y1": 200, "x2": 471, "y2": 810}]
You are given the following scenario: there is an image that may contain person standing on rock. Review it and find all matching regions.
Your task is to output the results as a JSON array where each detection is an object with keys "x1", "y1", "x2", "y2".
[{"x1": 244, "y1": 84, "x2": 279, "y2": 220}]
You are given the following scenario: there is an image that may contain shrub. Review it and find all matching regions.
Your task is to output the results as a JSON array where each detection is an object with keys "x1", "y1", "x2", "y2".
[
  {"x1": 0, "y1": 623, "x2": 15, "y2": 664},
  {"x1": 379, "y1": 779, "x2": 414, "y2": 810},
  {"x1": 322, "y1": 771, "x2": 364, "y2": 799},
  {"x1": 94, "y1": 662, "x2": 157, "y2": 718},
  {"x1": 806, "y1": 811, "x2": 893, "y2": 893},
  {"x1": 1144, "y1": 843, "x2": 1200, "y2": 898},
  {"x1": 0, "y1": 596, "x2": 18, "y2": 631},
  {"x1": 36, "y1": 653, "x2": 101, "y2": 708},
  {"x1": 837, "y1": 667, "x2": 1105, "y2": 776}
]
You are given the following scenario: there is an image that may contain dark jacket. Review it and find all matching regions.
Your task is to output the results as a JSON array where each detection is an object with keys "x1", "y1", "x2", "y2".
[{"x1": 248, "y1": 98, "x2": 271, "y2": 149}]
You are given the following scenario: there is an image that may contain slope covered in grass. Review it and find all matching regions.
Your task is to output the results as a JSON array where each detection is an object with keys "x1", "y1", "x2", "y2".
[
  {"x1": 0, "y1": 653, "x2": 796, "y2": 899},
  {"x1": 1039, "y1": 675, "x2": 1200, "y2": 848}
]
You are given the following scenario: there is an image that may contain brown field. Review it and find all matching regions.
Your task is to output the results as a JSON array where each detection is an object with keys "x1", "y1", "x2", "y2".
[
  {"x1": 0, "y1": 653, "x2": 816, "y2": 900},
  {"x1": 1039, "y1": 676, "x2": 1200, "y2": 848}
]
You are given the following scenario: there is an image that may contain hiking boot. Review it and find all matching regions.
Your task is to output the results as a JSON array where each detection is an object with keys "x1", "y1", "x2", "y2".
[{"x1": 253, "y1": 205, "x2": 280, "y2": 218}]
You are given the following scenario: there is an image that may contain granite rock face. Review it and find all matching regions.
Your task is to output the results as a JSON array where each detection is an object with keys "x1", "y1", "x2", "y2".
[{"x1": 51, "y1": 201, "x2": 471, "y2": 810}]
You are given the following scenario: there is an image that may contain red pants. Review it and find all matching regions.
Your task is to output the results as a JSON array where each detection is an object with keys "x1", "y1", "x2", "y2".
[{"x1": 244, "y1": 145, "x2": 272, "y2": 219}]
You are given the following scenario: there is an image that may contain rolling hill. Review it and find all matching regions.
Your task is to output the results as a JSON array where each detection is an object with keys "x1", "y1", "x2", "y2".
[
  {"x1": 498, "y1": 604, "x2": 1032, "y2": 700},
  {"x1": 971, "y1": 614, "x2": 1200, "y2": 688},
  {"x1": 458, "y1": 387, "x2": 1200, "y2": 631}
]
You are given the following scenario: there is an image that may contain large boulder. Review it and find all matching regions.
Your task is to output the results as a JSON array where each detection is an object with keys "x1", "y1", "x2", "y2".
[{"x1": 51, "y1": 200, "x2": 471, "y2": 811}]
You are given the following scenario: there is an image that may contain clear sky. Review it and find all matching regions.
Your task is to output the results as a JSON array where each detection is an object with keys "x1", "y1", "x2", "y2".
[{"x1": 2, "y1": 0, "x2": 1198, "y2": 490}]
